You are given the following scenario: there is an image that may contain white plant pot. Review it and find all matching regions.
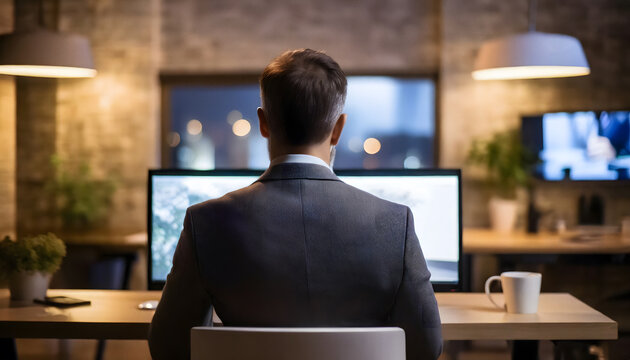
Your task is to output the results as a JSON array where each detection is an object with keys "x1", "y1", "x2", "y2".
[
  {"x1": 9, "y1": 271, "x2": 51, "y2": 302},
  {"x1": 489, "y1": 197, "x2": 519, "y2": 233}
]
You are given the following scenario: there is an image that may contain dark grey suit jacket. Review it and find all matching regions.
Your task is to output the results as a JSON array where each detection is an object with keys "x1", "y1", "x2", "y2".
[{"x1": 149, "y1": 163, "x2": 443, "y2": 359}]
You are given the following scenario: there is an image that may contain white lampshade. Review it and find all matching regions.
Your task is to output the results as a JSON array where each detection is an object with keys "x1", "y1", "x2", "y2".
[
  {"x1": 0, "y1": 28, "x2": 96, "y2": 78},
  {"x1": 472, "y1": 31, "x2": 589, "y2": 80}
]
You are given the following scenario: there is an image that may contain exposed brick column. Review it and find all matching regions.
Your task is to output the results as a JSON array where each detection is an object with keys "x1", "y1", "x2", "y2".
[
  {"x1": 15, "y1": 0, "x2": 59, "y2": 235},
  {"x1": 16, "y1": 77, "x2": 58, "y2": 235},
  {"x1": 0, "y1": 0, "x2": 15, "y2": 236}
]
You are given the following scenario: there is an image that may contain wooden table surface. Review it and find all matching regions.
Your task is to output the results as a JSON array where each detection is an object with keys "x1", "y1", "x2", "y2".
[
  {"x1": 464, "y1": 228, "x2": 630, "y2": 254},
  {"x1": 437, "y1": 293, "x2": 617, "y2": 340},
  {"x1": 0, "y1": 290, "x2": 617, "y2": 341},
  {"x1": 0, "y1": 290, "x2": 159, "y2": 339},
  {"x1": 60, "y1": 232, "x2": 147, "y2": 251}
]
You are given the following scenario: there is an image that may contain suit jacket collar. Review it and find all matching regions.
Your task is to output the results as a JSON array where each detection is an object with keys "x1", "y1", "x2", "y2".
[{"x1": 257, "y1": 163, "x2": 341, "y2": 182}]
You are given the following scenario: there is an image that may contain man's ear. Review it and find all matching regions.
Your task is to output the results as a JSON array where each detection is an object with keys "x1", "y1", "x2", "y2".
[
  {"x1": 257, "y1": 107, "x2": 270, "y2": 138},
  {"x1": 330, "y1": 113, "x2": 346, "y2": 146}
]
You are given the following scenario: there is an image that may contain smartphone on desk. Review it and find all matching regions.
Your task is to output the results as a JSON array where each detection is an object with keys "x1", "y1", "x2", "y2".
[{"x1": 34, "y1": 296, "x2": 91, "y2": 308}]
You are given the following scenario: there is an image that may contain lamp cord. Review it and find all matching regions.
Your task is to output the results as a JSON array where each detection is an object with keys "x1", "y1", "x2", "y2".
[{"x1": 528, "y1": 0, "x2": 537, "y2": 32}]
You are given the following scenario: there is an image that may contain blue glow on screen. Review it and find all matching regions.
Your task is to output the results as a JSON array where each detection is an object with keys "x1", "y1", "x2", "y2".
[
  {"x1": 150, "y1": 173, "x2": 459, "y2": 284},
  {"x1": 538, "y1": 111, "x2": 630, "y2": 180}
]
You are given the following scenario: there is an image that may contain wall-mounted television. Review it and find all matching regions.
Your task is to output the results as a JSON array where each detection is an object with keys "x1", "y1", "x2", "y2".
[{"x1": 522, "y1": 111, "x2": 630, "y2": 181}]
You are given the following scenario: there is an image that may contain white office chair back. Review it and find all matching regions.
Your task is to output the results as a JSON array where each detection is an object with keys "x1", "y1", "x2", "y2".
[{"x1": 190, "y1": 327, "x2": 405, "y2": 360}]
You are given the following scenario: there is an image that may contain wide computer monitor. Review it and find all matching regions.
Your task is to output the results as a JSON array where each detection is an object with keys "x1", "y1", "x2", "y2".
[{"x1": 148, "y1": 169, "x2": 462, "y2": 291}]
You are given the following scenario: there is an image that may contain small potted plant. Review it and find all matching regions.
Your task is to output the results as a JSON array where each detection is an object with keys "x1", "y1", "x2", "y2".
[
  {"x1": 467, "y1": 129, "x2": 536, "y2": 232},
  {"x1": 0, "y1": 233, "x2": 66, "y2": 301},
  {"x1": 47, "y1": 156, "x2": 116, "y2": 230}
]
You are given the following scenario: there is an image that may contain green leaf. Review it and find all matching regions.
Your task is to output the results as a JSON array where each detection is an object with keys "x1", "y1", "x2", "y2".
[
  {"x1": 0, "y1": 233, "x2": 66, "y2": 276},
  {"x1": 46, "y1": 155, "x2": 116, "y2": 229},
  {"x1": 466, "y1": 129, "x2": 538, "y2": 198}
]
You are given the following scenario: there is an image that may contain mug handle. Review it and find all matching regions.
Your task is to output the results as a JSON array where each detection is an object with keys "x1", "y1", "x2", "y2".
[{"x1": 484, "y1": 275, "x2": 504, "y2": 310}]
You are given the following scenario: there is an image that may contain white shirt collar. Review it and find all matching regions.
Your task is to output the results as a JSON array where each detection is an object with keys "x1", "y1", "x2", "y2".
[{"x1": 270, "y1": 154, "x2": 333, "y2": 172}]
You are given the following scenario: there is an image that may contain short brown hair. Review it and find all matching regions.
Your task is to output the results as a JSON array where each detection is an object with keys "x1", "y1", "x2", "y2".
[{"x1": 260, "y1": 49, "x2": 347, "y2": 146}]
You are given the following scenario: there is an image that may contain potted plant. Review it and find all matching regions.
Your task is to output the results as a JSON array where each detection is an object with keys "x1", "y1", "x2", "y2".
[
  {"x1": 0, "y1": 233, "x2": 66, "y2": 301},
  {"x1": 47, "y1": 155, "x2": 116, "y2": 230},
  {"x1": 467, "y1": 129, "x2": 536, "y2": 232}
]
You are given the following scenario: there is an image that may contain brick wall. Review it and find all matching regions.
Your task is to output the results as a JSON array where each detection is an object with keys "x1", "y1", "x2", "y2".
[
  {"x1": 441, "y1": 0, "x2": 630, "y2": 166},
  {"x1": 15, "y1": 77, "x2": 57, "y2": 234},
  {"x1": 3, "y1": 0, "x2": 629, "y2": 233},
  {"x1": 160, "y1": 0, "x2": 440, "y2": 73},
  {"x1": 54, "y1": 0, "x2": 160, "y2": 232},
  {"x1": 0, "y1": 0, "x2": 14, "y2": 236},
  {"x1": 0, "y1": 75, "x2": 14, "y2": 235},
  {"x1": 441, "y1": 0, "x2": 630, "y2": 227}
]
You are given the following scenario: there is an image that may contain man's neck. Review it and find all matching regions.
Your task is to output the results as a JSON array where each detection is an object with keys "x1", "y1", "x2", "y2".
[{"x1": 268, "y1": 143, "x2": 331, "y2": 166}]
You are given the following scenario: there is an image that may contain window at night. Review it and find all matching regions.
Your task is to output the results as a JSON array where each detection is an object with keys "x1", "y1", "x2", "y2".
[{"x1": 165, "y1": 76, "x2": 436, "y2": 169}]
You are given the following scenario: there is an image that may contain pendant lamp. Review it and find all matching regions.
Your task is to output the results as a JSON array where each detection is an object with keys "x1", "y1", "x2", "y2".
[
  {"x1": 0, "y1": 1, "x2": 96, "y2": 78},
  {"x1": 472, "y1": 0, "x2": 589, "y2": 80}
]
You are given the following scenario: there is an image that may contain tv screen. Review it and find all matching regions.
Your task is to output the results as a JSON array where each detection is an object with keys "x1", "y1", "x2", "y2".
[
  {"x1": 522, "y1": 111, "x2": 630, "y2": 180},
  {"x1": 148, "y1": 169, "x2": 462, "y2": 291}
]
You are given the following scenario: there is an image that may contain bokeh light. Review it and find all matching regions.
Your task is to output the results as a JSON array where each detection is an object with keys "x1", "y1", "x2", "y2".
[
  {"x1": 167, "y1": 131, "x2": 181, "y2": 147},
  {"x1": 187, "y1": 119, "x2": 203, "y2": 135},
  {"x1": 232, "y1": 119, "x2": 251, "y2": 137},
  {"x1": 363, "y1": 138, "x2": 381, "y2": 155},
  {"x1": 227, "y1": 110, "x2": 243, "y2": 125},
  {"x1": 404, "y1": 155, "x2": 421, "y2": 169}
]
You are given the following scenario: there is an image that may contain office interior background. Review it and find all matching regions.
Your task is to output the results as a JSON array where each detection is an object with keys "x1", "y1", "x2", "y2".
[{"x1": 0, "y1": 0, "x2": 629, "y2": 359}]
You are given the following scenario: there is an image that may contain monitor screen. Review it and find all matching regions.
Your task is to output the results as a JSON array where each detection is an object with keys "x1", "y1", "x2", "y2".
[
  {"x1": 522, "y1": 111, "x2": 630, "y2": 180},
  {"x1": 148, "y1": 169, "x2": 462, "y2": 291}
]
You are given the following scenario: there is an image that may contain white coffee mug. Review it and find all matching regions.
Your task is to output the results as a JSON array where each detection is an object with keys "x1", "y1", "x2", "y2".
[{"x1": 484, "y1": 271, "x2": 542, "y2": 314}]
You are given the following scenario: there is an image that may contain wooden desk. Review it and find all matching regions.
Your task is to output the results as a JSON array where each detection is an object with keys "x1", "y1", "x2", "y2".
[
  {"x1": 61, "y1": 232, "x2": 147, "y2": 251},
  {"x1": 464, "y1": 228, "x2": 630, "y2": 254},
  {"x1": 0, "y1": 290, "x2": 617, "y2": 341},
  {"x1": 437, "y1": 293, "x2": 617, "y2": 340},
  {"x1": 0, "y1": 290, "x2": 159, "y2": 339}
]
